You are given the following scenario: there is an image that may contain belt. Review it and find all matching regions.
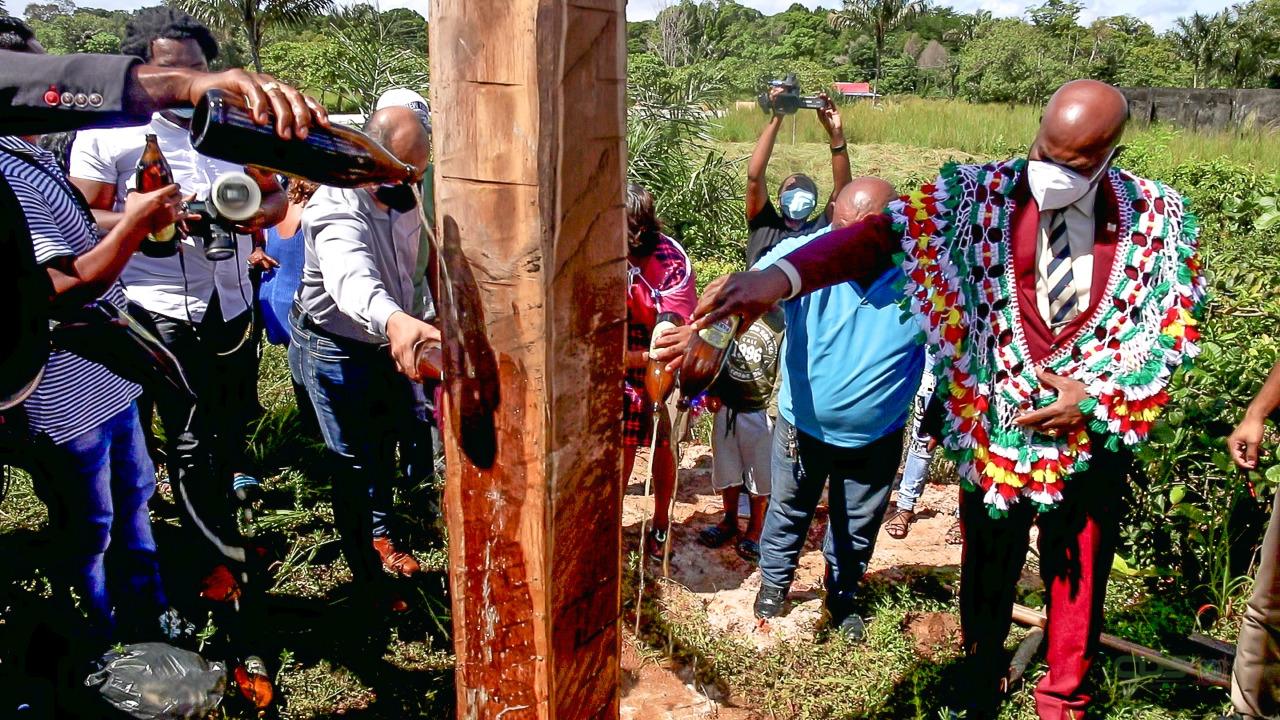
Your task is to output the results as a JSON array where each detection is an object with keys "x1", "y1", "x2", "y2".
[{"x1": 290, "y1": 302, "x2": 375, "y2": 347}]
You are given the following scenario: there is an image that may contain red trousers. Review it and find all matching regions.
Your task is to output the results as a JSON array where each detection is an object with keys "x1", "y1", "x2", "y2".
[{"x1": 958, "y1": 448, "x2": 1129, "y2": 720}]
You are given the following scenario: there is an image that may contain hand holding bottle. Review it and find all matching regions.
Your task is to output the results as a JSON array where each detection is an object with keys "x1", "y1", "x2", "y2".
[
  {"x1": 119, "y1": 184, "x2": 188, "y2": 250},
  {"x1": 387, "y1": 311, "x2": 442, "y2": 382}
]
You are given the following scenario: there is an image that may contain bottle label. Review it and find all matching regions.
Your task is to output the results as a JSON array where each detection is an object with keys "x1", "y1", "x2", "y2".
[
  {"x1": 150, "y1": 224, "x2": 175, "y2": 243},
  {"x1": 698, "y1": 317, "x2": 739, "y2": 350}
]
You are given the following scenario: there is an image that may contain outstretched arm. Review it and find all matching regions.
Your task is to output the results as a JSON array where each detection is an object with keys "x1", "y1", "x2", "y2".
[
  {"x1": 692, "y1": 213, "x2": 898, "y2": 330},
  {"x1": 1229, "y1": 359, "x2": 1280, "y2": 470},
  {"x1": 815, "y1": 94, "x2": 850, "y2": 220},
  {"x1": 746, "y1": 87, "x2": 786, "y2": 222}
]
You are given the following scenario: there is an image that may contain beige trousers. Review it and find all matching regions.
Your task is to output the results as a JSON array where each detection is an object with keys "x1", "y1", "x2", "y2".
[{"x1": 1233, "y1": 496, "x2": 1280, "y2": 719}]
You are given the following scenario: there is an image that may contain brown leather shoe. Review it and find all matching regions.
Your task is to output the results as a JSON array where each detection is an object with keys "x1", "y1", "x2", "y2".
[{"x1": 373, "y1": 536, "x2": 421, "y2": 577}]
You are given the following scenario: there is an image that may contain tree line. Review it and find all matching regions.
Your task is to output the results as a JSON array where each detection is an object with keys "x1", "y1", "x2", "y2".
[
  {"x1": 630, "y1": 0, "x2": 1280, "y2": 105},
  {"x1": 11, "y1": 0, "x2": 1280, "y2": 110}
]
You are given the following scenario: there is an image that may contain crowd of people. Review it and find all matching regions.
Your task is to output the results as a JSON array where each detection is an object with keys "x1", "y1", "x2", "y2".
[{"x1": 0, "y1": 8, "x2": 1276, "y2": 720}]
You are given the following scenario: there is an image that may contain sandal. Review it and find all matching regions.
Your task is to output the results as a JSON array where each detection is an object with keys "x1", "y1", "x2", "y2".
[
  {"x1": 698, "y1": 523, "x2": 739, "y2": 548},
  {"x1": 884, "y1": 506, "x2": 915, "y2": 540},
  {"x1": 646, "y1": 527, "x2": 669, "y2": 563},
  {"x1": 735, "y1": 538, "x2": 760, "y2": 564},
  {"x1": 945, "y1": 517, "x2": 963, "y2": 545}
]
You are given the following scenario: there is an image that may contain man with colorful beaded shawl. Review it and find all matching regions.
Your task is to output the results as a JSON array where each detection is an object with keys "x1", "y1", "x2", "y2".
[{"x1": 681, "y1": 80, "x2": 1206, "y2": 718}]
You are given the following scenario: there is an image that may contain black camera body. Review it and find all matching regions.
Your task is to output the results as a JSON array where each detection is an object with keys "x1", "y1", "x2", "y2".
[
  {"x1": 184, "y1": 172, "x2": 262, "y2": 262},
  {"x1": 757, "y1": 74, "x2": 827, "y2": 115}
]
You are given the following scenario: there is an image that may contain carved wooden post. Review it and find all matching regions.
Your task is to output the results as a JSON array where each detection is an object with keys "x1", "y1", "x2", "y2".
[{"x1": 429, "y1": 1, "x2": 626, "y2": 718}]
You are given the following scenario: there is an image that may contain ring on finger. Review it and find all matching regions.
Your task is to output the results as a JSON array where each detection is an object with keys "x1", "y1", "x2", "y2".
[{"x1": 261, "y1": 81, "x2": 280, "y2": 93}]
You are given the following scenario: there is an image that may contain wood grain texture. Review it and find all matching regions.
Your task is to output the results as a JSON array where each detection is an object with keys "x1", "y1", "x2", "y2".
[{"x1": 430, "y1": 1, "x2": 626, "y2": 718}]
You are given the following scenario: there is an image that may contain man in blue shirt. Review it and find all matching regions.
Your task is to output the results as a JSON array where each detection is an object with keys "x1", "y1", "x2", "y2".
[{"x1": 751, "y1": 176, "x2": 923, "y2": 638}]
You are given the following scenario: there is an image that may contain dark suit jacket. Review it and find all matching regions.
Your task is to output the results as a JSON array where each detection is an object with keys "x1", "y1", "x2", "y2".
[{"x1": 0, "y1": 52, "x2": 150, "y2": 136}]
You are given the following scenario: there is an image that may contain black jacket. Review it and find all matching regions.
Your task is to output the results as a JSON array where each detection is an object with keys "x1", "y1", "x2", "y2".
[{"x1": 0, "y1": 51, "x2": 149, "y2": 136}]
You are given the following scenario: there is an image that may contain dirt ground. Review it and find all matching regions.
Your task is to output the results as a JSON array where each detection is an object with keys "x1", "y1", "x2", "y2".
[{"x1": 619, "y1": 443, "x2": 966, "y2": 717}]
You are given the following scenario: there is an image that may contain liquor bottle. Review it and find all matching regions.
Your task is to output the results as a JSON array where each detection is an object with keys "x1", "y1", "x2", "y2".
[
  {"x1": 135, "y1": 134, "x2": 179, "y2": 257},
  {"x1": 644, "y1": 312, "x2": 683, "y2": 409},
  {"x1": 233, "y1": 655, "x2": 274, "y2": 709},
  {"x1": 676, "y1": 315, "x2": 741, "y2": 408},
  {"x1": 190, "y1": 89, "x2": 418, "y2": 188},
  {"x1": 415, "y1": 341, "x2": 443, "y2": 380}
]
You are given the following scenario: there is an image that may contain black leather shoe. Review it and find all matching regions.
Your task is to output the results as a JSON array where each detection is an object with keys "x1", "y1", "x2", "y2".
[
  {"x1": 833, "y1": 612, "x2": 865, "y2": 641},
  {"x1": 754, "y1": 583, "x2": 786, "y2": 619}
]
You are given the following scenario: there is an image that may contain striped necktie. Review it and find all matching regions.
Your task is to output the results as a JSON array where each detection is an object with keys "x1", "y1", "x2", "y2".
[{"x1": 1045, "y1": 209, "x2": 1078, "y2": 327}]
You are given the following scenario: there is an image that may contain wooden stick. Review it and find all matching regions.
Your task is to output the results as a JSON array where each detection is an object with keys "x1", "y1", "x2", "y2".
[
  {"x1": 1010, "y1": 604, "x2": 1230, "y2": 688},
  {"x1": 1003, "y1": 626, "x2": 1044, "y2": 692}
]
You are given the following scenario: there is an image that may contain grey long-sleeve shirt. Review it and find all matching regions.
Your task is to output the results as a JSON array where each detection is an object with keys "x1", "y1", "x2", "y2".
[{"x1": 294, "y1": 185, "x2": 421, "y2": 345}]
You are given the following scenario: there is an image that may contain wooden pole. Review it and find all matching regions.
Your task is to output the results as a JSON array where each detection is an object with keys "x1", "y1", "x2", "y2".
[{"x1": 429, "y1": 1, "x2": 627, "y2": 719}]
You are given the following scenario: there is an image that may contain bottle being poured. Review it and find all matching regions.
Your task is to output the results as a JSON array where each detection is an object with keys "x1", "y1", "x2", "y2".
[{"x1": 676, "y1": 314, "x2": 741, "y2": 409}]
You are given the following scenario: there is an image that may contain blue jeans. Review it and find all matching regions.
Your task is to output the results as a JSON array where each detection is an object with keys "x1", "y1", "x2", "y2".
[
  {"x1": 28, "y1": 403, "x2": 165, "y2": 640},
  {"x1": 288, "y1": 313, "x2": 410, "y2": 582},
  {"x1": 896, "y1": 366, "x2": 937, "y2": 512},
  {"x1": 759, "y1": 416, "x2": 902, "y2": 606}
]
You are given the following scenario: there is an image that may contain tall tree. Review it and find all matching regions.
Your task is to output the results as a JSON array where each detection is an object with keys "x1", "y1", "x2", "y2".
[
  {"x1": 174, "y1": 0, "x2": 335, "y2": 73},
  {"x1": 827, "y1": 0, "x2": 928, "y2": 94},
  {"x1": 943, "y1": 9, "x2": 991, "y2": 45},
  {"x1": 1172, "y1": 11, "x2": 1227, "y2": 88}
]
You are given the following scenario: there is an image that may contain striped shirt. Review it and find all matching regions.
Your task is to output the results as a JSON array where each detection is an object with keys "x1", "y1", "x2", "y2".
[{"x1": 0, "y1": 136, "x2": 140, "y2": 444}]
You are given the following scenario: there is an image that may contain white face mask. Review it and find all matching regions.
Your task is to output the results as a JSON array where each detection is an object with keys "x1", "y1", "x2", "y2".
[
  {"x1": 1026, "y1": 147, "x2": 1116, "y2": 211},
  {"x1": 1026, "y1": 161, "x2": 1093, "y2": 211}
]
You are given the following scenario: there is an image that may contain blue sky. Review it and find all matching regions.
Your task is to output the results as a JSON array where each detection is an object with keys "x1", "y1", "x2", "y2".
[{"x1": 22, "y1": 0, "x2": 1236, "y2": 33}]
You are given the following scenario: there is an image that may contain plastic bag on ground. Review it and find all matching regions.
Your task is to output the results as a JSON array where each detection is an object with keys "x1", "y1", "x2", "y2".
[{"x1": 85, "y1": 643, "x2": 226, "y2": 720}]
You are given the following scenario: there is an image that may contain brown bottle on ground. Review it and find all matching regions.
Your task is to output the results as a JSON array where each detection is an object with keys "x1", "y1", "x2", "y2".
[
  {"x1": 135, "y1": 134, "x2": 179, "y2": 257},
  {"x1": 644, "y1": 312, "x2": 683, "y2": 409},
  {"x1": 677, "y1": 315, "x2": 741, "y2": 408},
  {"x1": 189, "y1": 89, "x2": 418, "y2": 188}
]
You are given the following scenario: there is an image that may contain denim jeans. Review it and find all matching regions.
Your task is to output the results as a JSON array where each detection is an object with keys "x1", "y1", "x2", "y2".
[
  {"x1": 759, "y1": 416, "x2": 902, "y2": 605},
  {"x1": 27, "y1": 403, "x2": 166, "y2": 640},
  {"x1": 896, "y1": 366, "x2": 937, "y2": 512},
  {"x1": 288, "y1": 312, "x2": 411, "y2": 582}
]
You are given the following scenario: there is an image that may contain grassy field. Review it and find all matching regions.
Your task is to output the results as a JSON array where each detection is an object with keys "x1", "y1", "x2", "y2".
[
  {"x1": 715, "y1": 97, "x2": 1280, "y2": 173},
  {"x1": 0, "y1": 114, "x2": 1259, "y2": 718}
]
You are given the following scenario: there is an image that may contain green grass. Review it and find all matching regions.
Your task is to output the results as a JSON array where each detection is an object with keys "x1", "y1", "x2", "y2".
[{"x1": 714, "y1": 97, "x2": 1280, "y2": 173}]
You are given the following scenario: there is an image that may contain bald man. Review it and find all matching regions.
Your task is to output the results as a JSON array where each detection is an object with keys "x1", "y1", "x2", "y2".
[
  {"x1": 743, "y1": 177, "x2": 924, "y2": 640},
  {"x1": 291, "y1": 104, "x2": 439, "y2": 604},
  {"x1": 684, "y1": 80, "x2": 1206, "y2": 718}
]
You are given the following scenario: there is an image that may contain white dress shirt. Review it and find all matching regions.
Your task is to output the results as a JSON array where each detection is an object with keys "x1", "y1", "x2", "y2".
[
  {"x1": 69, "y1": 113, "x2": 253, "y2": 324},
  {"x1": 1034, "y1": 183, "x2": 1097, "y2": 328},
  {"x1": 294, "y1": 185, "x2": 421, "y2": 344}
]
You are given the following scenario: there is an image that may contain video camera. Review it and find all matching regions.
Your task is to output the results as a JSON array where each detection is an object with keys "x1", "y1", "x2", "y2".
[
  {"x1": 185, "y1": 172, "x2": 262, "y2": 262},
  {"x1": 757, "y1": 74, "x2": 827, "y2": 115}
]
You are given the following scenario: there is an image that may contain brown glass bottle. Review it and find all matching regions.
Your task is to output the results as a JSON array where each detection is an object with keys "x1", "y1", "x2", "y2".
[
  {"x1": 233, "y1": 655, "x2": 274, "y2": 709},
  {"x1": 135, "y1": 134, "x2": 179, "y2": 257},
  {"x1": 677, "y1": 315, "x2": 741, "y2": 408},
  {"x1": 190, "y1": 89, "x2": 418, "y2": 188},
  {"x1": 644, "y1": 312, "x2": 683, "y2": 409},
  {"x1": 414, "y1": 342, "x2": 443, "y2": 380}
]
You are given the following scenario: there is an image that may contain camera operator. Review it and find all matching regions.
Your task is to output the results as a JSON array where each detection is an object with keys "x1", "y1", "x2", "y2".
[
  {"x1": 69, "y1": 9, "x2": 286, "y2": 510},
  {"x1": 0, "y1": 15, "x2": 189, "y2": 645},
  {"x1": 290, "y1": 104, "x2": 438, "y2": 611},
  {"x1": 745, "y1": 84, "x2": 850, "y2": 265}
]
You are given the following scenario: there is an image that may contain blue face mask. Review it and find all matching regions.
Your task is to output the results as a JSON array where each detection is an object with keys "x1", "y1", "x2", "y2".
[
  {"x1": 169, "y1": 107, "x2": 195, "y2": 119},
  {"x1": 780, "y1": 188, "x2": 816, "y2": 221}
]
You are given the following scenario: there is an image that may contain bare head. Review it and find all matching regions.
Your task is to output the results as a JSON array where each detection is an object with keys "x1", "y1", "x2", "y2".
[
  {"x1": 830, "y1": 176, "x2": 896, "y2": 229},
  {"x1": 1031, "y1": 79, "x2": 1128, "y2": 179},
  {"x1": 364, "y1": 106, "x2": 432, "y2": 179}
]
